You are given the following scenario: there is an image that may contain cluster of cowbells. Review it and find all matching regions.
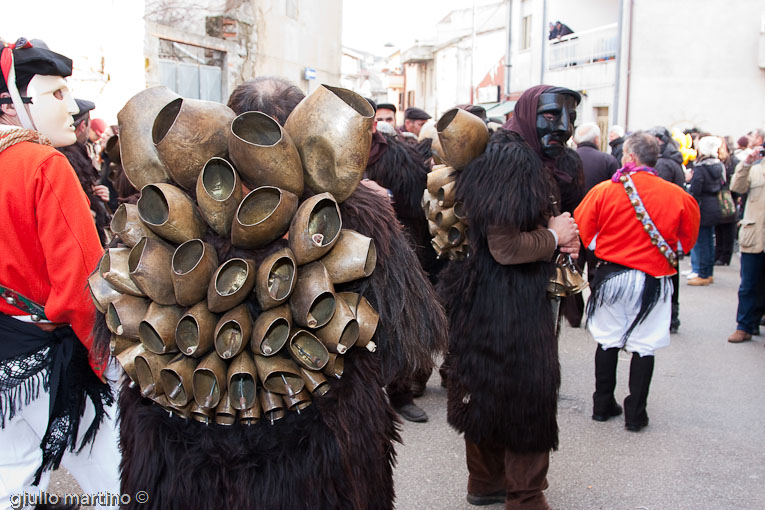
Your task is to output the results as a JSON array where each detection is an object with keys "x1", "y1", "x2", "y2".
[
  {"x1": 88, "y1": 84, "x2": 381, "y2": 426},
  {"x1": 420, "y1": 108, "x2": 490, "y2": 260}
]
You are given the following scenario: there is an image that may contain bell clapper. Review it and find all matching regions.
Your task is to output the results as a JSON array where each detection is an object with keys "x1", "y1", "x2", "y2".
[
  {"x1": 141, "y1": 383, "x2": 155, "y2": 397},
  {"x1": 168, "y1": 381, "x2": 183, "y2": 399},
  {"x1": 336, "y1": 344, "x2": 347, "y2": 354},
  {"x1": 128, "y1": 381, "x2": 137, "y2": 389},
  {"x1": 116, "y1": 325, "x2": 124, "y2": 335},
  {"x1": 204, "y1": 383, "x2": 216, "y2": 407},
  {"x1": 263, "y1": 344, "x2": 273, "y2": 355},
  {"x1": 365, "y1": 341, "x2": 377, "y2": 353},
  {"x1": 311, "y1": 233, "x2": 324, "y2": 246},
  {"x1": 239, "y1": 396, "x2": 247, "y2": 409},
  {"x1": 281, "y1": 373, "x2": 294, "y2": 396},
  {"x1": 307, "y1": 316, "x2": 318, "y2": 328}
]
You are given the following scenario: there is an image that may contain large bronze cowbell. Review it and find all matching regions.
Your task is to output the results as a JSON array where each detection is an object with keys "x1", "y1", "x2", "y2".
[{"x1": 557, "y1": 254, "x2": 587, "y2": 296}]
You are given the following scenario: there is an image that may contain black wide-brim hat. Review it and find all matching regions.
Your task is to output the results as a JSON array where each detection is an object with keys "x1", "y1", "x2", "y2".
[{"x1": 1, "y1": 38, "x2": 72, "y2": 94}]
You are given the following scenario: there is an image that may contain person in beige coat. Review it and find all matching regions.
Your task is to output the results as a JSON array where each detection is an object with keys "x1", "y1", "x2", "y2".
[{"x1": 728, "y1": 146, "x2": 765, "y2": 343}]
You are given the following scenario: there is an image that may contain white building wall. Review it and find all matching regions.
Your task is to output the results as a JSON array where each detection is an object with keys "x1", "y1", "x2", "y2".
[{"x1": 626, "y1": 0, "x2": 765, "y2": 135}]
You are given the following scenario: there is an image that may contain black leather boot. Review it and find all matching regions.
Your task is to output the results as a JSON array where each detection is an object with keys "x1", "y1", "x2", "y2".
[
  {"x1": 592, "y1": 346, "x2": 622, "y2": 421},
  {"x1": 624, "y1": 352, "x2": 655, "y2": 432}
]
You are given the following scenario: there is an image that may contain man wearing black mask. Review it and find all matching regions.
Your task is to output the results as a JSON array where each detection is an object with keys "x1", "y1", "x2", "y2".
[{"x1": 439, "y1": 85, "x2": 583, "y2": 509}]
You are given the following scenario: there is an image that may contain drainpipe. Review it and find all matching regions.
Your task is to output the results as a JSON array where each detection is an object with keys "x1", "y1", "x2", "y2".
[
  {"x1": 612, "y1": 0, "x2": 624, "y2": 125},
  {"x1": 504, "y1": 0, "x2": 513, "y2": 99},
  {"x1": 624, "y1": 0, "x2": 634, "y2": 129},
  {"x1": 540, "y1": 0, "x2": 547, "y2": 84}
]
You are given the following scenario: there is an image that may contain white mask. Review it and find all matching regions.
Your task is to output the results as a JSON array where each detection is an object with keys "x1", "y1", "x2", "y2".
[{"x1": 25, "y1": 74, "x2": 78, "y2": 147}]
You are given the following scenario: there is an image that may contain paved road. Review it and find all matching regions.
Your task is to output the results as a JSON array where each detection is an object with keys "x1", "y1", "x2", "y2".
[
  {"x1": 393, "y1": 256, "x2": 765, "y2": 510},
  {"x1": 51, "y1": 256, "x2": 765, "y2": 509}
]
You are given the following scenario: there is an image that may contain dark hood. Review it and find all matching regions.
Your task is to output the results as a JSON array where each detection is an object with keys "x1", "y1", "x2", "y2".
[{"x1": 660, "y1": 141, "x2": 683, "y2": 164}]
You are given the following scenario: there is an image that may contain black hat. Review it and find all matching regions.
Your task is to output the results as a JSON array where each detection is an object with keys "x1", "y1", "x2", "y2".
[
  {"x1": 364, "y1": 97, "x2": 377, "y2": 112},
  {"x1": 377, "y1": 103, "x2": 397, "y2": 114},
  {"x1": 73, "y1": 98, "x2": 95, "y2": 125},
  {"x1": 0, "y1": 38, "x2": 72, "y2": 96},
  {"x1": 404, "y1": 107, "x2": 431, "y2": 121}
]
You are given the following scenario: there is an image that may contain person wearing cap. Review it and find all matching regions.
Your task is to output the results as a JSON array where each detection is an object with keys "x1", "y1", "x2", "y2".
[
  {"x1": 58, "y1": 98, "x2": 113, "y2": 245},
  {"x1": 375, "y1": 102, "x2": 397, "y2": 128},
  {"x1": 402, "y1": 107, "x2": 431, "y2": 137},
  {"x1": 0, "y1": 38, "x2": 120, "y2": 509}
]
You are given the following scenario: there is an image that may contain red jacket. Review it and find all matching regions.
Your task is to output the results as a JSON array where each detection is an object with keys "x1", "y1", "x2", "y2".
[
  {"x1": 574, "y1": 171, "x2": 700, "y2": 277},
  {"x1": 0, "y1": 139, "x2": 105, "y2": 377}
]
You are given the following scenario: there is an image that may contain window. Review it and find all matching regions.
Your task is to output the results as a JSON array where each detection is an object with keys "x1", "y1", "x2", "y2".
[
  {"x1": 158, "y1": 39, "x2": 225, "y2": 102},
  {"x1": 521, "y1": 15, "x2": 532, "y2": 50}
]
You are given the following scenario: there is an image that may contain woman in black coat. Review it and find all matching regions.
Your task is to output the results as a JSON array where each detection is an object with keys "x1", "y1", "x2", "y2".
[{"x1": 688, "y1": 136, "x2": 724, "y2": 285}]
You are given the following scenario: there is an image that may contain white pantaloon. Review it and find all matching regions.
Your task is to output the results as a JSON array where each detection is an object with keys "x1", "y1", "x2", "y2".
[
  {"x1": 0, "y1": 363, "x2": 121, "y2": 510},
  {"x1": 587, "y1": 269, "x2": 672, "y2": 357}
]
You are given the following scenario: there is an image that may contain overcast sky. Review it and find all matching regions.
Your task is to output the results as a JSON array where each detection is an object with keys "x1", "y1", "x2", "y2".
[{"x1": 342, "y1": 0, "x2": 500, "y2": 56}]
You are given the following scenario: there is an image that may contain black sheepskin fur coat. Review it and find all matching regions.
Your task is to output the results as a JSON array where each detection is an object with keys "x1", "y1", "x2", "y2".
[
  {"x1": 93, "y1": 185, "x2": 447, "y2": 510},
  {"x1": 438, "y1": 132, "x2": 562, "y2": 453},
  {"x1": 365, "y1": 134, "x2": 442, "y2": 280}
]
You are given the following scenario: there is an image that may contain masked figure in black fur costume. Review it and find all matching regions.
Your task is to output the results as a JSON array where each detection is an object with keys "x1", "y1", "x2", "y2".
[
  {"x1": 93, "y1": 77, "x2": 447, "y2": 510},
  {"x1": 364, "y1": 117, "x2": 445, "y2": 422},
  {"x1": 438, "y1": 85, "x2": 582, "y2": 509}
]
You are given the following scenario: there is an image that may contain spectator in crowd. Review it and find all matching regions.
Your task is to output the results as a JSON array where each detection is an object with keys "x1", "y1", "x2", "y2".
[
  {"x1": 715, "y1": 138, "x2": 739, "y2": 266},
  {"x1": 727, "y1": 139, "x2": 765, "y2": 343},
  {"x1": 58, "y1": 98, "x2": 112, "y2": 245},
  {"x1": 375, "y1": 102, "x2": 397, "y2": 127},
  {"x1": 688, "y1": 136, "x2": 724, "y2": 286},
  {"x1": 550, "y1": 20, "x2": 574, "y2": 40},
  {"x1": 575, "y1": 122, "x2": 619, "y2": 192},
  {"x1": 402, "y1": 107, "x2": 431, "y2": 137},
  {"x1": 575, "y1": 131, "x2": 699, "y2": 432},
  {"x1": 609, "y1": 124, "x2": 625, "y2": 162}
]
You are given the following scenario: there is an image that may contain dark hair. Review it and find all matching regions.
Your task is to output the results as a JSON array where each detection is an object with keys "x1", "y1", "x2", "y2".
[
  {"x1": 624, "y1": 131, "x2": 660, "y2": 167},
  {"x1": 227, "y1": 76, "x2": 305, "y2": 124}
]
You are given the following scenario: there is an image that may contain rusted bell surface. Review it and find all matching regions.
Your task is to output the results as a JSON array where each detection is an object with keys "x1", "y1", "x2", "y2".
[
  {"x1": 288, "y1": 329, "x2": 330, "y2": 371},
  {"x1": 435, "y1": 208, "x2": 458, "y2": 229},
  {"x1": 421, "y1": 189, "x2": 433, "y2": 210},
  {"x1": 255, "y1": 248, "x2": 297, "y2": 311},
  {"x1": 111, "y1": 203, "x2": 161, "y2": 247},
  {"x1": 152, "y1": 97, "x2": 236, "y2": 190},
  {"x1": 447, "y1": 222, "x2": 466, "y2": 246},
  {"x1": 299, "y1": 367, "x2": 330, "y2": 396},
  {"x1": 315, "y1": 298, "x2": 359, "y2": 354},
  {"x1": 215, "y1": 391, "x2": 237, "y2": 425},
  {"x1": 258, "y1": 388, "x2": 286, "y2": 424},
  {"x1": 110, "y1": 335, "x2": 137, "y2": 357},
  {"x1": 128, "y1": 237, "x2": 176, "y2": 305},
  {"x1": 171, "y1": 239, "x2": 219, "y2": 306},
  {"x1": 251, "y1": 304, "x2": 291, "y2": 356},
  {"x1": 89, "y1": 271, "x2": 122, "y2": 314},
  {"x1": 116, "y1": 342, "x2": 146, "y2": 383},
  {"x1": 138, "y1": 302, "x2": 184, "y2": 354},
  {"x1": 195, "y1": 157, "x2": 243, "y2": 237},
  {"x1": 320, "y1": 229, "x2": 376, "y2": 284},
  {"x1": 453, "y1": 201, "x2": 468, "y2": 221},
  {"x1": 427, "y1": 220, "x2": 439, "y2": 237},
  {"x1": 436, "y1": 108, "x2": 489, "y2": 170},
  {"x1": 214, "y1": 304, "x2": 253, "y2": 359},
  {"x1": 337, "y1": 292, "x2": 378, "y2": 352},
  {"x1": 228, "y1": 111, "x2": 304, "y2": 196},
  {"x1": 547, "y1": 266, "x2": 567, "y2": 298},
  {"x1": 227, "y1": 351, "x2": 257, "y2": 410},
  {"x1": 134, "y1": 351, "x2": 175, "y2": 399},
  {"x1": 192, "y1": 351, "x2": 227, "y2": 409},
  {"x1": 176, "y1": 301, "x2": 217, "y2": 357},
  {"x1": 284, "y1": 85, "x2": 374, "y2": 202},
  {"x1": 283, "y1": 388, "x2": 312, "y2": 412},
  {"x1": 190, "y1": 402, "x2": 214, "y2": 425},
  {"x1": 106, "y1": 295, "x2": 150, "y2": 339},
  {"x1": 231, "y1": 187, "x2": 298, "y2": 249},
  {"x1": 239, "y1": 401, "x2": 262, "y2": 425},
  {"x1": 288, "y1": 193, "x2": 342, "y2": 265},
  {"x1": 207, "y1": 258, "x2": 256, "y2": 313},
  {"x1": 437, "y1": 181, "x2": 456, "y2": 208},
  {"x1": 322, "y1": 353, "x2": 344, "y2": 379},
  {"x1": 100, "y1": 247, "x2": 144, "y2": 296},
  {"x1": 160, "y1": 354, "x2": 197, "y2": 407},
  {"x1": 289, "y1": 261, "x2": 336, "y2": 329},
  {"x1": 426, "y1": 165, "x2": 456, "y2": 196},
  {"x1": 427, "y1": 198, "x2": 441, "y2": 222},
  {"x1": 117, "y1": 86, "x2": 178, "y2": 190},
  {"x1": 253, "y1": 354, "x2": 305, "y2": 396},
  {"x1": 137, "y1": 183, "x2": 207, "y2": 244}
]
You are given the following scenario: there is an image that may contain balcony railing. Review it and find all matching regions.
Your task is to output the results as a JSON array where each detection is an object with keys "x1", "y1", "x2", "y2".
[{"x1": 547, "y1": 23, "x2": 618, "y2": 69}]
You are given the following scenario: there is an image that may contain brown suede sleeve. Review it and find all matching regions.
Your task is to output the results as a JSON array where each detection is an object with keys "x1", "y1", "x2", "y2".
[{"x1": 487, "y1": 225, "x2": 557, "y2": 265}]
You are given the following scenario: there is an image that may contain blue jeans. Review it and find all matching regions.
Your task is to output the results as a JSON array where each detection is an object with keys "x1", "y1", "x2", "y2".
[
  {"x1": 736, "y1": 252, "x2": 765, "y2": 334},
  {"x1": 691, "y1": 226, "x2": 715, "y2": 278}
]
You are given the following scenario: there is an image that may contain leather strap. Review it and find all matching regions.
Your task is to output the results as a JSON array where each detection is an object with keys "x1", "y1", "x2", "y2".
[{"x1": 1, "y1": 285, "x2": 50, "y2": 321}]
